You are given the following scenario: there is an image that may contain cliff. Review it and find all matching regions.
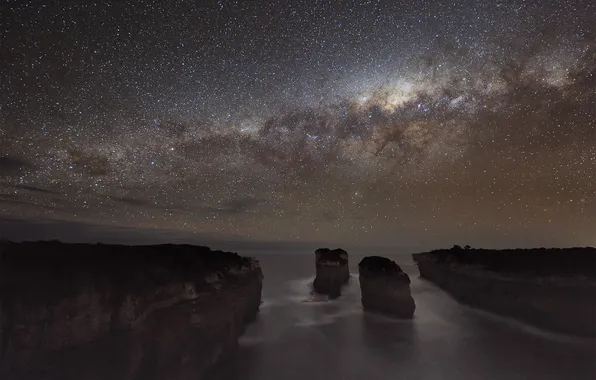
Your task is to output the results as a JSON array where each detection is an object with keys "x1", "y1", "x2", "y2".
[
  {"x1": 358, "y1": 256, "x2": 415, "y2": 318},
  {"x1": 312, "y1": 248, "x2": 350, "y2": 299},
  {"x1": 413, "y1": 247, "x2": 596, "y2": 337},
  {"x1": 0, "y1": 241, "x2": 263, "y2": 380}
]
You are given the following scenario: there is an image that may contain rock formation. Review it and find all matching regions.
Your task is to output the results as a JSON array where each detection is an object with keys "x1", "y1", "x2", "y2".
[
  {"x1": 0, "y1": 241, "x2": 263, "y2": 380},
  {"x1": 312, "y1": 248, "x2": 350, "y2": 298},
  {"x1": 413, "y1": 247, "x2": 596, "y2": 337},
  {"x1": 358, "y1": 256, "x2": 415, "y2": 318}
]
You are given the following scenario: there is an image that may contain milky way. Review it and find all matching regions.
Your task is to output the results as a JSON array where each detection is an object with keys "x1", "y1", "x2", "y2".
[{"x1": 1, "y1": 0, "x2": 595, "y2": 250}]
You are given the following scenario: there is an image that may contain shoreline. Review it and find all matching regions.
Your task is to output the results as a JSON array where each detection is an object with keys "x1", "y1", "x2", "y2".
[
  {"x1": 413, "y1": 249, "x2": 596, "y2": 337},
  {"x1": 0, "y1": 241, "x2": 263, "y2": 380}
]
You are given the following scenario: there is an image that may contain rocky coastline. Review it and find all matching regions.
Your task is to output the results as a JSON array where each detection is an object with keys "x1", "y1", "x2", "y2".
[
  {"x1": 413, "y1": 247, "x2": 596, "y2": 337},
  {"x1": 312, "y1": 248, "x2": 350, "y2": 298},
  {"x1": 358, "y1": 256, "x2": 416, "y2": 318},
  {"x1": 0, "y1": 241, "x2": 263, "y2": 380}
]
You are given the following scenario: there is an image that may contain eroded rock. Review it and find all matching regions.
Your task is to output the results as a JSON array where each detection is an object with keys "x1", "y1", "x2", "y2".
[
  {"x1": 312, "y1": 248, "x2": 350, "y2": 298},
  {"x1": 358, "y1": 256, "x2": 415, "y2": 318},
  {"x1": 413, "y1": 247, "x2": 596, "y2": 337},
  {"x1": 0, "y1": 241, "x2": 263, "y2": 380}
]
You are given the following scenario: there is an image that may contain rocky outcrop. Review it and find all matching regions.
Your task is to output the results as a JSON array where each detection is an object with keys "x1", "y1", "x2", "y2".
[
  {"x1": 413, "y1": 247, "x2": 596, "y2": 337},
  {"x1": 312, "y1": 248, "x2": 350, "y2": 298},
  {"x1": 0, "y1": 241, "x2": 263, "y2": 380},
  {"x1": 358, "y1": 256, "x2": 415, "y2": 318}
]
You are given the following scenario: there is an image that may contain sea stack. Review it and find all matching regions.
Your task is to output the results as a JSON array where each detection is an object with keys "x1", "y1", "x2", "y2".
[
  {"x1": 312, "y1": 248, "x2": 350, "y2": 298},
  {"x1": 0, "y1": 241, "x2": 263, "y2": 380},
  {"x1": 358, "y1": 256, "x2": 415, "y2": 318}
]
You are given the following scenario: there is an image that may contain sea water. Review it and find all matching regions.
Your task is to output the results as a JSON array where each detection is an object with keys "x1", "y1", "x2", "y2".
[{"x1": 206, "y1": 254, "x2": 596, "y2": 380}]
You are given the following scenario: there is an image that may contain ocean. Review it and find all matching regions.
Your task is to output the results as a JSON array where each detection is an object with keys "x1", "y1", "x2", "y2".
[{"x1": 206, "y1": 254, "x2": 596, "y2": 380}]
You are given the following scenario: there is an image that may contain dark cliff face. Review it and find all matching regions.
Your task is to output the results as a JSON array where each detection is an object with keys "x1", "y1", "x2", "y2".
[
  {"x1": 419, "y1": 247, "x2": 596, "y2": 278},
  {"x1": 358, "y1": 256, "x2": 415, "y2": 318},
  {"x1": 412, "y1": 248, "x2": 596, "y2": 337},
  {"x1": 313, "y1": 248, "x2": 350, "y2": 299},
  {"x1": 0, "y1": 241, "x2": 263, "y2": 380}
]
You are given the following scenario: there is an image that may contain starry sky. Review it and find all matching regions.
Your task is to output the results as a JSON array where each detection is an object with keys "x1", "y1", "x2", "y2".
[{"x1": 1, "y1": 0, "x2": 595, "y2": 252}]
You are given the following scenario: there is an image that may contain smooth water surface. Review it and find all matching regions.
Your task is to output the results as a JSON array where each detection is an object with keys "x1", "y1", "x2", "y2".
[{"x1": 206, "y1": 254, "x2": 596, "y2": 380}]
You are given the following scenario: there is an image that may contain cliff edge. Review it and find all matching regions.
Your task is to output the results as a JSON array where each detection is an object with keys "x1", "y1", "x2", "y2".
[
  {"x1": 0, "y1": 241, "x2": 263, "y2": 380},
  {"x1": 413, "y1": 247, "x2": 596, "y2": 337}
]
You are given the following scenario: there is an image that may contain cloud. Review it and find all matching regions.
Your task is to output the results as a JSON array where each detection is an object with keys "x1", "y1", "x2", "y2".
[
  {"x1": 66, "y1": 148, "x2": 111, "y2": 176},
  {"x1": 0, "y1": 216, "x2": 418, "y2": 255},
  {"x1": 109, "y1": 196, "x2": 152, "y2": 207},
  {"x1": 201, "y1": 198, "x2": 264, "y2": 215},
  {"x1": 0, "y1": 198, "x2": 67, "y2": 212},
  {"x1": 106, "y1": 195, "x2": 188, "y2": 213},
  {"x1": 0, "y1": 156, "x2": 31, "y2": 177},
  {"x1": 0, "y1": 217, "x2": 311, "y2": 252},
  {"x1": 1, "y1": 183, "x2": 60, "y2": 194},
  {"x1": 106, "y1": 194, "x2": 265, "y2": 215}
]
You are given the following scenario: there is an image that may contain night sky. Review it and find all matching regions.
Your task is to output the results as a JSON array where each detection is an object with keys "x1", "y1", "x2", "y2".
[{"x1": 1, "y1": 0, "x2": 595, "y2": 251}]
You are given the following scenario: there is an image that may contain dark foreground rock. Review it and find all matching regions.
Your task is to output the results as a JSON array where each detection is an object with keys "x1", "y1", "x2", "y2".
[
  {"x1": 0, "y1": 241, "x2": 263, "y2": 380},
  {"x1": 358, "y1": 256, "x2": 415, "y2": 318},
  {"x1": 413, "y1": 247, "x2": 596, "y2": 337},
  {"x1": 312, "y1": 248, "x2": 350, "y2": 298}
]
